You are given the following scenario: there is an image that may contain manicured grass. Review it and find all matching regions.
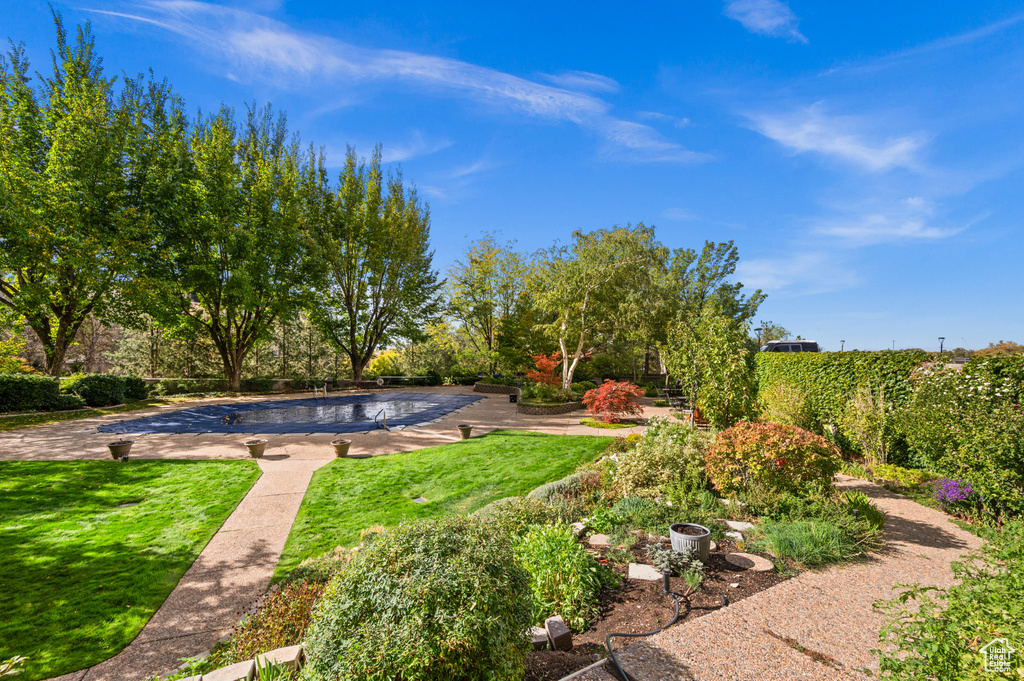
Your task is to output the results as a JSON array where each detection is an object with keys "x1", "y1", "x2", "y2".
[
  {"x1": 579, "y1": 417, "x2": 634, "y2": 429},
  {"x1": 274, "y1": 430, "x2": 609, "y2": 580},
  {"x1": 0, "y1": 460, "x2": 261, "y2": 680}
]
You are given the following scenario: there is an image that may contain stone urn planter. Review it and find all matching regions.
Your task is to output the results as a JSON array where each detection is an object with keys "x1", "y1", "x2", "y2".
[
  {"x1": 106, "y1": 440, "x2": 134, "y2": 460},
  {"x1": 244, "y1": 439, "x2": 268, "y2": 458},
  {"x1": 331, "y1": 439, "x2": 352, "y2": 457},
  {"x1": 457, "y1": 424, "x2": 473, "y2": 440},
  {"x1": 669, "y1": 522, "x2": 711, "y2": 563}
]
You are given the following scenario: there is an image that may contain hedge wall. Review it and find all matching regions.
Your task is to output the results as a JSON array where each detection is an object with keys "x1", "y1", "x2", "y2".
[
  {"x1": 0, "y1": 374, "x2": 61, "y2": 413},
  {"x1": 754, "y1": 350, "x2": 929, "y2": 426}
]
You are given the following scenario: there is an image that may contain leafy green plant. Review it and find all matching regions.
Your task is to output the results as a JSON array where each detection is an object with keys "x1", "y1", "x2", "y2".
[
  {"x1": 757, "y1": 380, "x2": 817, "y2": 431},
  {"x1": 707, "y1": 421, "x2": 841, "y2": 498},
  {"x1": 645, "y1": 543, "x2": 703, "y2": 576},
  {"x1": 0, "y1": 374, "x2": 59, "y2": 413},
  {"x1": 122, "y1": 375, "x2": 150, "y2": 401},
  {"x1": 256, "y1": 658, "x2": 295, "y2": 680},
  {"x1": 516, "y1": 523, "x2": 619, "y2": 630},
  {"x1": 303, "y1": 515, "x2": 532, "y2": 681},
  {"x1": 604, "y1": 547, "x2": 633, "y2": 565},
  {"x1": 839, "y1": 384, "x2": 893, "y2": 465},
  {"x1": 749, "y1": 519, "x2": 859, "y2": 569},
  {"x1": 48, "y1": 393, "x2": 85, "y2": 411},
  {"x1": 843, "y1": 490, "x2": 887, "y2": 531},
  {"x1": 873, "y1": 520, "x2": 1024, "y2": 680}
]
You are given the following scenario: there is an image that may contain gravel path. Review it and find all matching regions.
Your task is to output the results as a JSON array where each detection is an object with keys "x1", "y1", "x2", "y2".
[{"x1": 575, "y1": 475, "x2": 982, "y2": 680}]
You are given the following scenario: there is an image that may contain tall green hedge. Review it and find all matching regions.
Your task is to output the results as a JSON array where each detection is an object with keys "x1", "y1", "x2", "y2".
[
  {"x1": 0, "y1": 374, "x2": 61, "y2": 413},
  {"x1": 60, "y1": 374, "x2": 125, "y2": 407},
  {"x1": 755, "y1": 350, "x2": 928, "y2": 426}
]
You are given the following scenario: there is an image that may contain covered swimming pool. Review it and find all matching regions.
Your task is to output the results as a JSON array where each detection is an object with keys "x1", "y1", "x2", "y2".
[{"x1": 97, "y1": 392, "x2": 483, "y2": 435}]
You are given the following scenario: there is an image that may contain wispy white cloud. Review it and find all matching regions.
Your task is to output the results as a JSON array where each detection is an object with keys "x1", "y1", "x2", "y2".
[
  {"x1": 540, "y1": 70, "x2": 620, "y2": 94},
  {"x1": 638, "y1": 111, "x2": 691, "y2": 129},
  {"x1": 724, "y1": 0, "x2": 808, "y2": 44},
  {"x1": 814, "y1": 196, "x2": 974, "y2": 245},
  {"x1": 736, "y1": 252, "x2": 859, "y2": 294},
  {"x1": 449, "y1": 158, "x2": 496, "y2": 179},
  {"x1": 662, "y1": 207, "x2": 698, "y2": 221},
  {"x1": 379, "y1": 131, "x2": 453, "y2": 163},
  {"x1": 89, "y1": 1, "x2": 704, "y2": 163},
  {"x1": 748, "y1": 103, "x2": 925, "y2": 171}
]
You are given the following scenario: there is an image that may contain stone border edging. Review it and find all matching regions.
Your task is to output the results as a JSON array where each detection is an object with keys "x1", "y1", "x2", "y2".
[
  {"x1": 472, "y1": 382, "x2": 520, "y2": 394},
  {"x1": 516, "y1": 400, "x2": 584, "y2": 415}
]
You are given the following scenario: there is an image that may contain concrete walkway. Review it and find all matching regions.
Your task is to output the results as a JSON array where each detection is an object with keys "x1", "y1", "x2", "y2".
[
  {"x1": 575, "y1": 475, "x2": 983, "y2": 681},
  {"x1": 29, "y1": 387, "x2": 659, "y2": 681}
]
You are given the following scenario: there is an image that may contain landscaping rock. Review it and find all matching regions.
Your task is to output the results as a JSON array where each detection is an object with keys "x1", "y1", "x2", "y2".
[
  {"x1": 723, "y1": 520, "x2": 755, "y2": 532},
  {"x1": 545, "y1": 615, "x2": 573, "y2": 651},
  {"x1": 724, "y1": 530, "x2": 744, "y2": 541},
  {"x1": 570, "y1": 522, "x2": 586, "y2": 538},
  {"x1": 203, "y1": 659, "x2": 255, "y2": 681},
  {"x1": 587, "y1": 533, "x2": 610, "y2": 547},
  {"x1": 725, "y1": 552, "x2": 775, "y2": 572},
  {"x1": 531, "y1": 625, "x2": 549, "y2": 650},
  {"x1": 709, "y1": 541, "x2": 717, "y2": 551},
  {"x1": 256, "y1": 644, "x2": 304, "y2": 670},
  {"x1": 628, "y1": 563, "x2": 663, "y2": 581}
]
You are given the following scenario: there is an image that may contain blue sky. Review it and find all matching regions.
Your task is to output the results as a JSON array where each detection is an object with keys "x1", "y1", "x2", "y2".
[{"x1": 4, "y1": 0, "x2": 1023, "y2": 351}]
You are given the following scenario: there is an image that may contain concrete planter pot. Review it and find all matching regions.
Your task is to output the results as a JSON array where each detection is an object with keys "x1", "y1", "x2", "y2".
[
  {"x1": 331, "y1": 439, "x2": 352, "y2": 457},
  {"x1": 670, "y1": 522, "x2": 711, "y2": 564},
  {"x1": 457, "y1": 424, "x2": 473, "y2": 440},
  {"x1": 106, "y1": 440, "x2": 134, "y2": 460},
  {"x1": 244, "y1": 439, "x2": 268, "y2": 458}
]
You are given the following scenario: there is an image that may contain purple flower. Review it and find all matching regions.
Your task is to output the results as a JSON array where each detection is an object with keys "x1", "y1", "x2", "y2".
[{"x1": 934, "y1": 478, "x2": 977, "y2": 507}]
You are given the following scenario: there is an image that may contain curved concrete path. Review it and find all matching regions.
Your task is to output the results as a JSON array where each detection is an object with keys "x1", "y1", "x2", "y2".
[
  {"x1": 28, "y1": 387, "x2": 657, "y2": 681},
  {"x1": 576, "y1": 475, "x2": 983, "y2": 681}
]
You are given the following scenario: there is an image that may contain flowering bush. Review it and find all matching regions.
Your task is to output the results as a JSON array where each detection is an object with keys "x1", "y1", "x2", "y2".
[
  {"x1": 526, "y1": 351, "x2": 561, "y2": 387},
  {"x1": 934, "y1": 478, "x2": 984, "y2": 518},
  {"x1": 706, "y1": 421, "x2": 841, "y2": 497},
  {"x1": 613, "y1": 416, "x2": 711, "y2": 498},
  {"x1": 582, "y1": 380, "x2": 644, "y2": 423}
]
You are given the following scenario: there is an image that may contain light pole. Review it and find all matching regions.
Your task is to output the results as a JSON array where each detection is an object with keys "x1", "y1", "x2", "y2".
[
  {"x1": 754, "y1": 327, "x2": 763, "y2": 347},
  {"x1": 939, "y1": 337, "x2": 945, "y2": 357},
  {"x1": 840, "y1": 340, "x2": 845, "y2": 352}
]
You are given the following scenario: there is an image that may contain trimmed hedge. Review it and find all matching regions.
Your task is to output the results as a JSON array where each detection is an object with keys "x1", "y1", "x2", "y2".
[
  {"x1": 60, "y1": 374, "x2": 125, "y2": 407},
  {"x1": 755, "y1": 350, "x2": 928, "y2": 427},
  {"x1": 123, "y1": 376, "x2": 150, "y2": 401},
  {"x1": 0, "y1": 374, "x2": 61, "y2": 413}
]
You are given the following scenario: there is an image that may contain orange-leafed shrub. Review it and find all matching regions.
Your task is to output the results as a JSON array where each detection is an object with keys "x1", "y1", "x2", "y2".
[
  {"x1": 583, "y1": 380, "x2": 645, "y2": 424},
  {"x1": 527, "y1": 351, "x2": 562, "y2": 386},
  {"x1": 706, "y1": 421, "x2": 841, "y2": 497}
]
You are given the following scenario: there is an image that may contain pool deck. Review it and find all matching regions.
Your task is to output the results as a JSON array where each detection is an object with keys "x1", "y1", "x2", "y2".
[{"x1": 20, "y1": 387, "x2": 663, "y2": 681}]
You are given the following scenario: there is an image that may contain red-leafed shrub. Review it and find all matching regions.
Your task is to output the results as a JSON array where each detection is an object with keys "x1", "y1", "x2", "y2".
[
  {"x1": 527, "y1": 351, "x2": 562, "y2": 386},
  {"x1": 583, "y1": 380, "x2": 645, "y2": 424},
  {"x1": 706, "y1": 421, "x2": 841, "y2": 497}
]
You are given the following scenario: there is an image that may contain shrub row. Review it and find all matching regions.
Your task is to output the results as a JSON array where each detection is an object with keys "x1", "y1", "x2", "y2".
[
  {"x1": 0, "y1": 374, "x2": 61, "y2": 413},
  {"x1": 59, "y1": 374, "x2": 149, "y2": 407}
]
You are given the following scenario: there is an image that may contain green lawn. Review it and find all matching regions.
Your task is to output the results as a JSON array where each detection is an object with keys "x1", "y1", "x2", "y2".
[
  {"x1": 0, "y1": 460, "x2": 261, "y2": 680},
  {"x1": 274, "y1": 430, "x2": 609, "y2": 580}
]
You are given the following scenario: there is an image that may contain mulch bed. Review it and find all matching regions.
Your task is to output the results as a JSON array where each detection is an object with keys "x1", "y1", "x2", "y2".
[{"x1": 524, "y1": 535, "x2": 789, "y2": 681}]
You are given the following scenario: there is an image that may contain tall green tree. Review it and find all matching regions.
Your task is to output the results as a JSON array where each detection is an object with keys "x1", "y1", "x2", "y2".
[
  {"x1": 535, "y1": 225, "x2": 664, "y2": 389},
  {"x1": 142, "y1": 106, "x2": 305, "y2": 391},
  {"x1": 0, "y1": 16, "x2": 187, "y2": 375},
  {"x1": 447, "y1": 235, "x2": 530, "y2": 373},
  {"x1": 302, "y1": 146, "x2": 442, "y2": 381}
]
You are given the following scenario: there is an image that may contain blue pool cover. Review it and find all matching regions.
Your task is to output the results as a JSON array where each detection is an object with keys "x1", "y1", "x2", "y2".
[{"x1": 97, "y1": 392, "x2": 484, "y2": 435}]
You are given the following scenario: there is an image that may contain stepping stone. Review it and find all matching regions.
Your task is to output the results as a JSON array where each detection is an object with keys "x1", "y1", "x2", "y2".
[
  {"x1": 204, "y1": 659, "x2": 255, "y2": 681},
  {"x1": 530, "y1": 626, "x2": 549, "y2": 650},
  {"x1": 710, "y1": 541, "x2": 718, "y2": 551},
  {"x1": 628, "y1": 563, "x2": 663, "y2": 581},
  {"x1": 570, "y1": 522, "x2": 586, "y2": 538},
  {"x1": 256, "y1": 644, "x2": 304, "y2": 670},
  {"x1": 724, "y1": 531, "x2": 744, "y2": 541},
  {"x1": 725, "y1": 552, "x2": 775, "y2": 572},
  {"x1": 587, "y1": 533, "x2": 610, "y2": 547},
  {"x1": 545, "y1": 615, "x2": 573, "y2": 651},
  {"x1": 412, "y1": 497, "x2": 428, "y2": 503},
  {"x1": 724, "y1": 520, "x2": 755, "y2": 532}
]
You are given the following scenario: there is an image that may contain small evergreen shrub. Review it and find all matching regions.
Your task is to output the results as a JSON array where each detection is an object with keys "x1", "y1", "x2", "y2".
[
  {"x1": 60, "y1": 373, "x2": 125, "y2": 407},
  {"x1": 303, "y1": 516, "x2": 532, "y2": 681},
  {"x1": 516, "y1": 523, "x2": 619, "y2": 630},
  {"x1": 614, "y1": 417, "x2": 711, "y2": 499},
  {"x1": 123, "y1": 375, "x2": 150, "y2": 401},
  {"x1": 0, "y1": 374, "x2": 60, "y2": 413},
  {"x1": 473, "y1": 496, "x2": 558, "y2": 537},
  {"x1": 49, "y1": 393, "x2": 86, "y2": 411},
  {"x1": 707, "y1": 421, "x2": 841, "y2": 498}
]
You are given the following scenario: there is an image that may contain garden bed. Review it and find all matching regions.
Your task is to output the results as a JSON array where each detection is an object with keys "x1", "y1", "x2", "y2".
[
  {"x1": 473, "y1": 382, "x2": 520, "y2": 394},
  {"x1": 524, "y1": 534, "x2": 787, "y2": 681},
  {"x1": 517, "y1": 400, "x2": 584, "y2": 415}
]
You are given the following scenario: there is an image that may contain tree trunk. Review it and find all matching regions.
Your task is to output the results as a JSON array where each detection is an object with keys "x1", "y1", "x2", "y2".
[{"x1": 351, "y1": 352, "x2": 367, "y2": 381}]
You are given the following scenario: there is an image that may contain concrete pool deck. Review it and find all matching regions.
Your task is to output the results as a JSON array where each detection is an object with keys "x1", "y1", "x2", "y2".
[{"x1": 20, "y1": 387, "x2": 663, "y2": 681}]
